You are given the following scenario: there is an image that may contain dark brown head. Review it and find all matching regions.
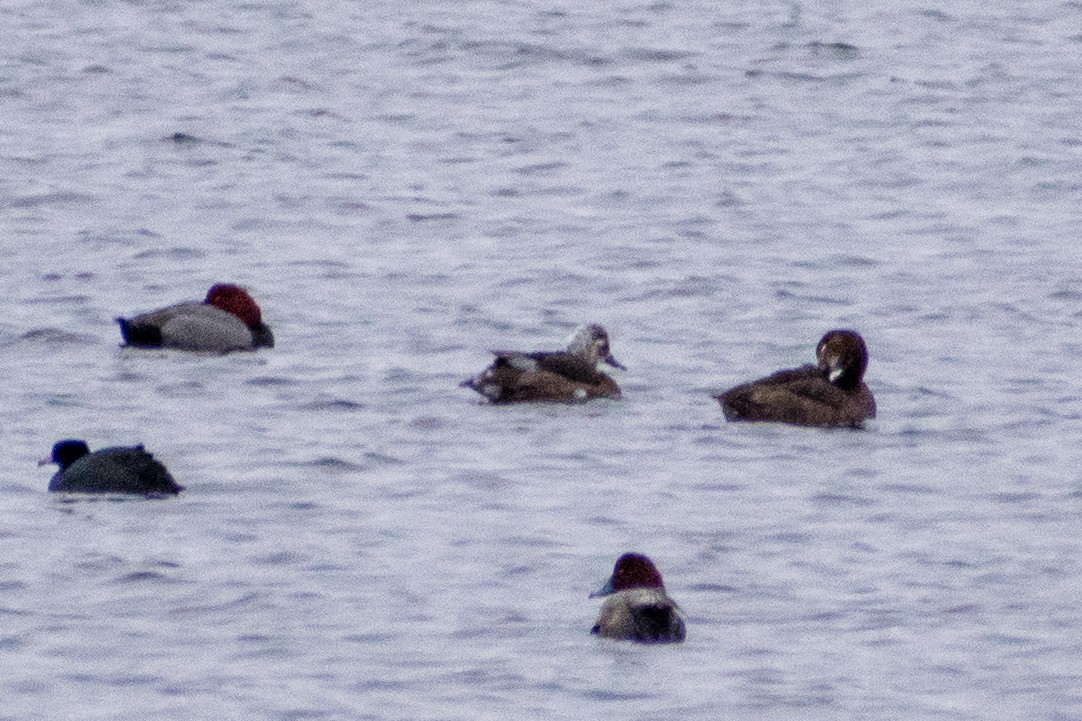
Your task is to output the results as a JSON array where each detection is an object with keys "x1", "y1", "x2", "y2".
[
  {"x1": 816, "y1": 329, "x2": 869, "y2": 392},
  {"x1": 205, "y1": 284, "x2": 263, "y2": 330},
  {"x1": 590, "y1": 553, "x2": 666, "y2": 597}
]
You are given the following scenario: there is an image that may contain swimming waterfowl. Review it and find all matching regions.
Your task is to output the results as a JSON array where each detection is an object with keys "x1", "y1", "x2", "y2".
[
  {"x1": 590, "y1": 553, "x2": 686, "y2": 643},
  {"x1": 715, "y1": 329, "x2": 876, "y2": 428},
  {"x1": 117, "y1": 284, "x2": 274, "y2": 353},
  {"x1": 461, "y1": 324, "x2": 624, "y2": 403},
  {"x1": 40, "y1": 439, "x2": 183, "y2": 495}
]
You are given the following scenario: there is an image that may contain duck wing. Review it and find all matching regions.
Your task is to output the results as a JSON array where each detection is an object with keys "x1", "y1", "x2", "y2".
[
  {"x1": 492, "y1": 351, "x2": 608, "y2": 384},
  {"x1": 630, "y1": 599, "x2": 687, "y2": 644},
  {"x1": 717, "y1": 365, "x2": 824, "y2": 422},
  {"x1": 117, "y1": 301, "x2": 204, "y2": 347}
]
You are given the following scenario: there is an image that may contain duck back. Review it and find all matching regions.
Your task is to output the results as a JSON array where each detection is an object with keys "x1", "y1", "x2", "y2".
[
  {"x1": 463, "y1": 324, "x2": 623, "y2": 403},
  {"x1": 592, "y1": 588, "x2": 686, "y2": 644},
  {"x1": 119, "y1": 303, "x2": 256, "y2": 352}
]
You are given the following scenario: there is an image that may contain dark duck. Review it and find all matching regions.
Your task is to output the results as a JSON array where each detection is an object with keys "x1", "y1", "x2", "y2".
[
  {"x1": 716, "y1": 329, "x2": 876, "y2": 428},
  {"x1": 40, "y1": 440, "x2": 183, "y2": 496}
]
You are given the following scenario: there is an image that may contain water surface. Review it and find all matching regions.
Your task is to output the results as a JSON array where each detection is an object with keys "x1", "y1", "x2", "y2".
[{"x1": 1, "y1": 1, "x2": 1081, "y2": 719}]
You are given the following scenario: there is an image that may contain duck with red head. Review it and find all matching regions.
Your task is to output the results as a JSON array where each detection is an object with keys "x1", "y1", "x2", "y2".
[
  {"x1": 590, "y1": 553, "x2": 686, "y2": 643},
  {"x1": 117, "y1": 284, "x2": 274, "y2": 353},
  {"x1": 715, "y1": 329, "x2": 876, "y2": 428}
]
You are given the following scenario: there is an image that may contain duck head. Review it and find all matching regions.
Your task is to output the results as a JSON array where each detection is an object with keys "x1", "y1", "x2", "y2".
[
  {"x1": 39, "y1": 439, "x2": 91, "y2": 470},
  {"x1": 205, "y1": 284, "x2": 264, "y2": 331},
  {"x1": 567, "y1": 324, "x2": 626, "y2": 370},
  {"x1": 590, "y1": 552, "x2": 666, "y2": 597},
  {"x1": 816, "y1": 329, "x2": 869, "y2": 391}
]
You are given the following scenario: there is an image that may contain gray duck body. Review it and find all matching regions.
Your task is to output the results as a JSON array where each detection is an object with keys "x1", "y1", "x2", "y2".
[{"x1": 117, "y1": 284, "x2": 274, "y2": 353}]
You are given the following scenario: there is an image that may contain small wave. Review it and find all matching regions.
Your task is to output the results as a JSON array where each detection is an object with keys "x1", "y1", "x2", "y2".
[
  {"x1": 406, "y1": 212, "x2": 461, "y2": 222},
  {"x1": 10, "y1": 191, "x2": 95, "y2": 209},
  {"x1": 19, "y1": 328, "x2": 96, "y2": 344},
  {"x1": 112, "y1": 570, "x2": 181, "y2": 585},
  {"x1": 298, "y1": 398, "x2": 366, "y2": 411},
  {"x1": 307, "y1": 456, "x2": 364, "y2": 472},
  {"x1": 246, "y1": 376, "x2": 298, "y2": 387}
]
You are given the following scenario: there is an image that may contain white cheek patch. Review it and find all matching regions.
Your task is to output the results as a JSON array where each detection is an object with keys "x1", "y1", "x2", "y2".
[
  {"x1": 574, "y1": 388, "x2": 588, "y2": 400},
  {"x1": 828, "y1": 367, "x2": 844, "y2": 383},
  {"x1": 509, "y1": 357, "x2": 539, "y2": 372}
]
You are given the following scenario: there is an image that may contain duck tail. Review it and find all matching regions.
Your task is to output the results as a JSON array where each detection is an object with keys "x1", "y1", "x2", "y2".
[{"x1": 115, "y1": 317, "x2": 162, "y2": 347}]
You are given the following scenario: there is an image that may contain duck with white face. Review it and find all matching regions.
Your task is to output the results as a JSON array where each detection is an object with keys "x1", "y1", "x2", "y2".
[{"x1": 462, "y1": 324, "x2": 625, "y2": 403}]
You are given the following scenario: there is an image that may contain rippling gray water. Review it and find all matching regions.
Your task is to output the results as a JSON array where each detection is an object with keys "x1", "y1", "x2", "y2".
[{"x1": 2, "y1": 1, "x2": 1081, "y2": 719}]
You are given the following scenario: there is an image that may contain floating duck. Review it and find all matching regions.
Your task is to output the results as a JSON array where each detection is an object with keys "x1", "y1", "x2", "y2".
[
  {"x1": 716, "y1": 329, "x2": 876, "y2": 427},
  {"x1": 462, "y1": 324, "x2": 624, "y2": 403},
  {"x1": 590, "y1": 553, "x2": 686, "y2": 643},
  {"x1": 40, "y1": 439, "x2": 183, "y2": 495},
  {"x1": 117, "y1": 284, "x2": 273, "y2": 353}
]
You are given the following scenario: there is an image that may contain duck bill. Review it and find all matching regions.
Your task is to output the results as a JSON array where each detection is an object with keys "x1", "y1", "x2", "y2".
[
  {"x1": 37, "y1": 456, "x2": 53, "y2": 467},
  {"x1": 604, "y1": 354, "x2": 626, "y2": 371},
  {"x1": 589, "y1": 576, "x2": 616, "y2": 598}
]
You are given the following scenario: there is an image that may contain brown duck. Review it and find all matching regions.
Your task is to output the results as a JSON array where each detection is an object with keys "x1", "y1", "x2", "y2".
[
  {"x1": 462, "y1": 324, "x2": 624, "y2": 403},
  {"x1": 716, "y1": 329, "x2": 876, "y2": 428}
]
